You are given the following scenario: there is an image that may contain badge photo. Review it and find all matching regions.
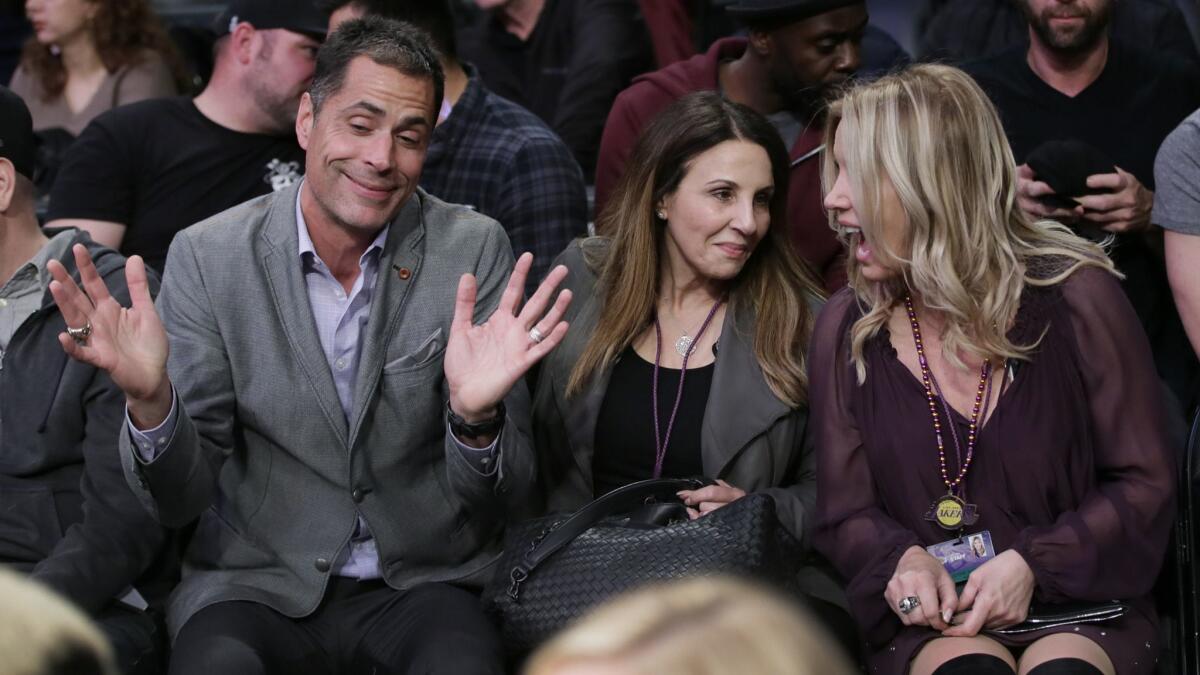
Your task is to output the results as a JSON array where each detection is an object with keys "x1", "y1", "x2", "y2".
[{"x1": 926, "y1": 530, "x2": 996, "y2": 583}]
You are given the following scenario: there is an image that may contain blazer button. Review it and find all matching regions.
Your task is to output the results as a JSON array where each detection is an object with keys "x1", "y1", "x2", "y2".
[
  {"x1": 352, "y1": 488, "x2": 364, "y2": 503},
  {"x1": 314, "y1": 558, "x2": 331, "y2": 573}
]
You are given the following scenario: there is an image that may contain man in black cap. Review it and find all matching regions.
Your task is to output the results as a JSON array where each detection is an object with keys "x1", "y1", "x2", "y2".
[
  {"x1": 0, "y1": 85, "x2": 169, "y2": 673},
  {"x1": 593, "y1": 0, "x2": 870, "y2": 291},
  {"x1": 43, "y1": 0, "x2": 327, "y2": 274}
]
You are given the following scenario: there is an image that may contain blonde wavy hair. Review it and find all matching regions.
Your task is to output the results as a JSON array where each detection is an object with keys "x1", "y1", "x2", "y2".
[
  {"x1": 523, "y1": 577, "x2": 855, "y2": 675},
  {"x1": 821, "y1": 64, "x2": 1117, "y2": 381},
  {"x1": 0, "y1": 568, "x2": 116, "y2": 675},
  {"x1": 570, "y1": 92, "x2": 822, "y2": 408}
]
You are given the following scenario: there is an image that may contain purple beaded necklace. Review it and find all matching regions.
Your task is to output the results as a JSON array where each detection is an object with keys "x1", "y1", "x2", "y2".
[
  {"x1": 650, "y1": 298, "x2": 723, "y2": 478},
  {"x1": 905, "y1": 294, "x2": 991, "y2": 530}
]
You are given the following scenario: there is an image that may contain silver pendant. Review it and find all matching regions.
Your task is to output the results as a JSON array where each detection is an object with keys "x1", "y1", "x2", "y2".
[{"x1": 674, "y1": 335, "x2": 693, "y2": 357}]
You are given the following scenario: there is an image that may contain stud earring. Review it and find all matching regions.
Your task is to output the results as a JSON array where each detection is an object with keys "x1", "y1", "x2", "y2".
[{"x1": 655, "y1": 210, "x2": 666, "y2": 220}]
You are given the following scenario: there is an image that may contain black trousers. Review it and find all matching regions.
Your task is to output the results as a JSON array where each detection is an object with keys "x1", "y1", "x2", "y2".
[{"x1": 169, "y1": 580, "x2": 504, "y2": 675}]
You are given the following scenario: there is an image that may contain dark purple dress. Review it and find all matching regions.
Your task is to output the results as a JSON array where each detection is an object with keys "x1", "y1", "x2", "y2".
[{"x1": 811, "y1": 268, "x2": 1176, "y2": 675}]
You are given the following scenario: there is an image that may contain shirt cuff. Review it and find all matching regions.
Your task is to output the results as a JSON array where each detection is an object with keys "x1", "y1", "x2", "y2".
[
  {"x1": 126, "y1": 390, "x2": 179, "y2": 463},
  {"x1": 447, "y1": 421, "x2": 501, "y2": 475}
]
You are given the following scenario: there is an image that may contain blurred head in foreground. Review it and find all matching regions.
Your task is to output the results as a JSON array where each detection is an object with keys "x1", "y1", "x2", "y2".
[
  {"x1": 0, "y1": 568, "x2": 115, "y2": 675},
  {"x1": 524, "y1": 577, "x2": 855, "y2": 675}
]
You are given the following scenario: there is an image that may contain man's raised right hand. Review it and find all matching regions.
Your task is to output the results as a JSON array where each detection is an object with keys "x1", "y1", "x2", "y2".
[{"x1": 48, "y1": 244, "x2": 172, "y2": 429}]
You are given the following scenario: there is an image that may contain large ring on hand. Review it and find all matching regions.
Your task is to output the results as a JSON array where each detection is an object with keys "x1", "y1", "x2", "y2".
[
  {"x1": 898, "y1": 596, "x2": 921, "y2": 615},
  {"x1": 528, "y1": 326, "x2": 545, "y2": 344},
  {"x1": 65, "y1": 321, "x2": 92, "y2": 345}
]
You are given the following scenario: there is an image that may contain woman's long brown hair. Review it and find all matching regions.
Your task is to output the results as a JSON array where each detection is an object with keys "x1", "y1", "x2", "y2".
[{"x1": 568, "y1": 91, "x2": 823, "y2": 408}]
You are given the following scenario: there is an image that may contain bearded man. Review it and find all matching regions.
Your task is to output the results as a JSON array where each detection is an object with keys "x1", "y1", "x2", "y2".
[
  {"x1": 965, "y1": 0, "x2": 1200, "y2": 410},
  {"x1": 44, "y1": 0, "x2": 325, "y2": 274}
]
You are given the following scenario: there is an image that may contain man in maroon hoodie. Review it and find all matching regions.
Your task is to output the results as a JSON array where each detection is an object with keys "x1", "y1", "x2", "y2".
[{"x1": 594, "y1": 0, "x2": 868, "y2": 290}]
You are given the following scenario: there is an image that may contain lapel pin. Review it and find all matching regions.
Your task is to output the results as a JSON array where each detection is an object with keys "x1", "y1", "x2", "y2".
[{"x1": 394, "y1": 265, "x2": 412, "y2": 280}]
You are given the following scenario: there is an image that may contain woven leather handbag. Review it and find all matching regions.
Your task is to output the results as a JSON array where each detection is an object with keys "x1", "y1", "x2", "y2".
[{"x1": 484, "y1": 477, "x2": 803, "y2": 654}]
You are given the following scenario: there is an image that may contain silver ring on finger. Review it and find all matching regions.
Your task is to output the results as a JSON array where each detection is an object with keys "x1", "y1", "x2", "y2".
[
  {"x1": 528, "y1": 326, "x2": 545, "y2": 344},
  {"x1": 65, "y1": 321, "x2": 92, "y2": 345},
  {"x1": 898, "y1": 596, "x2": 921, "y2": 615}
]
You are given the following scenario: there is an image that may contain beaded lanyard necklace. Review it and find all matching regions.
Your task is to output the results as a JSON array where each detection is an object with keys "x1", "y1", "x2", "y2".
[
  {"x1": 650, "y1": 298, "x2": 723, "y2": 478},
  {"x1": 904, "y1": 294, "x2": 993, "y2": 531}
]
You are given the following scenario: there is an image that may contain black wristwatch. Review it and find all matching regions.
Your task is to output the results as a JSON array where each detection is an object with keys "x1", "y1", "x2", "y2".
[{"x1": 446, "y1": 400, "x2": 506, "y2": 439}]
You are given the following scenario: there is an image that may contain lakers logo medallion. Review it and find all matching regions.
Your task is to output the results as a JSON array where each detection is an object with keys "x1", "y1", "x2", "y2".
[
  {"x1": 924, "y1": 494, "x2": 979, "y2": 531},
  {"x1": 935, "y1": 496, "x2": 964, "y2": 529}
]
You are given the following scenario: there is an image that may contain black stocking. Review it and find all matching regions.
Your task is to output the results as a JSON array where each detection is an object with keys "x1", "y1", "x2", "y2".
[
  {"x1": 1026, "y1": 658, "x2": 1104, "y2": 675},
  {"x1": 931, "y1": 653, "x2": 1016, "y2": 675}
]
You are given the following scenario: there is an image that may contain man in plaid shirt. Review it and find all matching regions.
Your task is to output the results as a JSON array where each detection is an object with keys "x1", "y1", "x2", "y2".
[{"x1": 325, "y1": 0, "x2": 588, "y2": 296}]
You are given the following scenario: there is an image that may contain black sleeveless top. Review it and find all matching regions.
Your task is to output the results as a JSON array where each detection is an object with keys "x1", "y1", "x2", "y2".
[{"x1": 592, "y1": 346, "x2": 713, "y2": 497}]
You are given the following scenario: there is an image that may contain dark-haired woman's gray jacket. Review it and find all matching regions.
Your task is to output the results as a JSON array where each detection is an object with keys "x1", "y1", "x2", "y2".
[{"x1": 531, "y1": 238, "x2": 844, "y2": 607}]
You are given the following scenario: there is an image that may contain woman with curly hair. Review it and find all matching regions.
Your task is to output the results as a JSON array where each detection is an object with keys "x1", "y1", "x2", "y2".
[{"x1": 10, "y1": 0, "x2": 182, "y2": 135}]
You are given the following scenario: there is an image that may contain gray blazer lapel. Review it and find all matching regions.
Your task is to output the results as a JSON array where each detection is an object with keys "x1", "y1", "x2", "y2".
[
  {"x1": 259, "y1": 182, "x2": 348, "y2": 445},
  {"x1": 701, "y1": 303, "x2": 790, "y2": 476},
  {"x1": 347, "y1": 195, "x2": 425, "y2": 446}
]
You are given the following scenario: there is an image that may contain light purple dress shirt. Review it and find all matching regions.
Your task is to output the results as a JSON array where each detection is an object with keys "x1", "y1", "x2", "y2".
[{"x1": 130, "y1": 185, "x2": 499, "y2": 579}]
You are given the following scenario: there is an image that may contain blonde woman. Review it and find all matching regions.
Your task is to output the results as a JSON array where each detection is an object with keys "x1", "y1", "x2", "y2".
[
  {"x1": 532, "y1": 91, "x2": 849, "y2": 637},
  {"x1": 811, "y1": 65, "x2": 1175, "y2": 675},
  {"x1": 524, "y1": 577, "x2": 856, "y2": 675}
]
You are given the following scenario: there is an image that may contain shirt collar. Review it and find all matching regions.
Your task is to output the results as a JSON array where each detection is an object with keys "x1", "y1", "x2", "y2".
[
  {"x1": 32, "y1": 230, "x2": 76, "y2": 288},
  {"x1": 295, "y1": 180, "x2": 389, "y2": 269},
  {"x1": 0, "y1": 229, "x2": 74, "y2": 299},
  {"x1": 428, "y1": 63, "x2": 486, "y2": 158}
]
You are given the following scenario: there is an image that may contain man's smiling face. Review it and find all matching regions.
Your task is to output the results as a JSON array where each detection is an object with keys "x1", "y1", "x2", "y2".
[{"x1": 296, "y1": 55, "x2": 436, "y2": 235}]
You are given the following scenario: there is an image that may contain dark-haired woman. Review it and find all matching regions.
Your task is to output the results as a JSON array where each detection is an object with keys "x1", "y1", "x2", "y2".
[
  {"x1": 11, "y1": 0, "x2": 181, "y2": 135},
  {"x1": 530, "y1": 90, "x2": 847, "y2": 633}
]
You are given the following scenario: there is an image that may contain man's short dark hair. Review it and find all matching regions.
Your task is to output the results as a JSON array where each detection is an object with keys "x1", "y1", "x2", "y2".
[
  {"x1": 309, "y1": 16, "x2": 445, "y2": 120},
  {"x1": 319, "y1": 0, "x2": 458, "y2": 60}
]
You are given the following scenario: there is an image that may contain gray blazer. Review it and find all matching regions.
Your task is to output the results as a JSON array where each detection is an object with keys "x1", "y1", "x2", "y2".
[
  {"x1": 119, "y1": 183, "x2": 536, "y2": 636},
  {"x1": 532, "y1": 239, "x2": 844, "y2": 606}
]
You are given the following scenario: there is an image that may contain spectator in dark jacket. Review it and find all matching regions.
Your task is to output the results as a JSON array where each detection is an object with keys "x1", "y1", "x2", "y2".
[
  {"x1": 0, "y1": 85, "x2": 166, "y2": 674},
  {"x1": 459, "y1": 0, "x2": 654, "y2": 181}
]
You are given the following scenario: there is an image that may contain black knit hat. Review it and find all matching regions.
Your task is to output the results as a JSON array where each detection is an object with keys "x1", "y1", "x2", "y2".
[
  {"x1": 215, "y1": 0, "x2": 328, "y2": 40},
  {"x1": 724, "y1": 0, "x2": 864, "y2": 21},
  {"x1": 0, "y1": 86, "x2": 35, "y2": 181},
  {"x1": 1025, "y1": 139, "x2": 1115, "y2": 209}
]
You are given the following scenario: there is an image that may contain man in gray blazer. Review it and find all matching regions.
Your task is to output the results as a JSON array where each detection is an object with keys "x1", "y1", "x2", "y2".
[{"x1": 47, "y1": 17, "x2": 572, "y2": 674}]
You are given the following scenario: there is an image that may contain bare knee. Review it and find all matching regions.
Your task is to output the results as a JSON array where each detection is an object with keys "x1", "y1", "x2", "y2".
[
  {"x1": 910, "y1": 636, "x2": 1017, "y2": 675},
  {"x1": 1017, "y1": 634, "x2": 1114, "y2": 675}
]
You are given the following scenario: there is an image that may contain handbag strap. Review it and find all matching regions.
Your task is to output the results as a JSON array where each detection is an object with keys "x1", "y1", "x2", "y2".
[{"x1": 507, "y1": 477, "x2": 707, "y2": 600}]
